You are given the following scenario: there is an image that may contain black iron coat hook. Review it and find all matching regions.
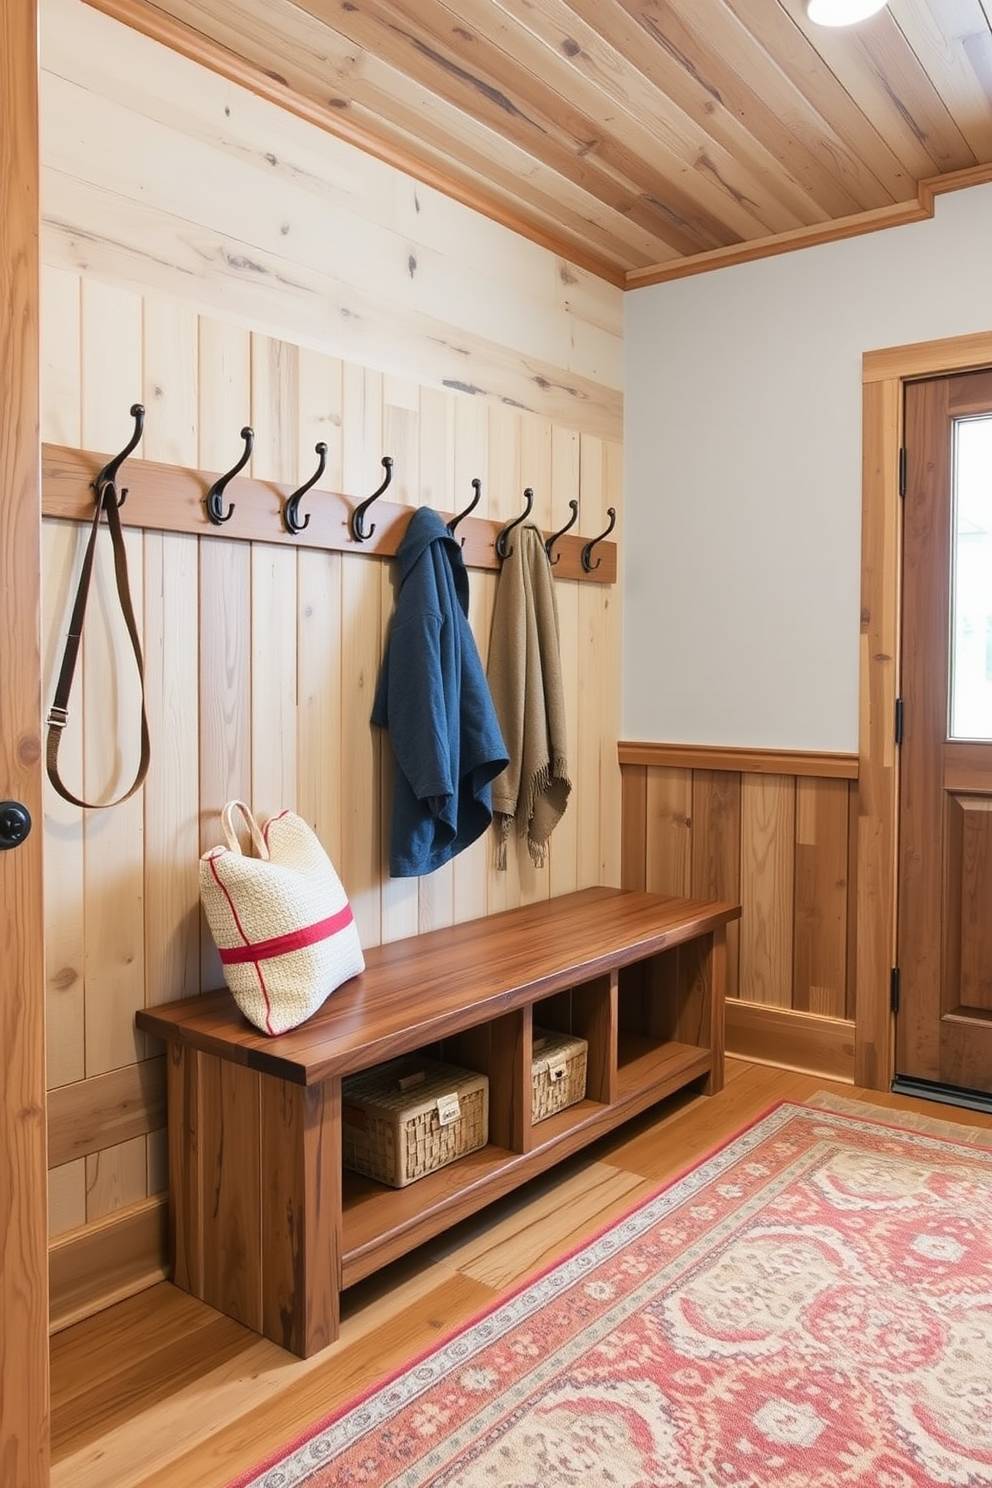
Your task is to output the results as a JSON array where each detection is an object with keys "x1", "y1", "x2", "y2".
[
  {"x1": 93, "y1": 403, "x2": 145, "y2": 508},
  {"x1": 350, "y1": 456, "x2": 394, "y2": 542},
  {"x1": 580, "y1": 507, "x2": 617, "y2": 572},
  {"x1": 447, "y1": 477, "x2": 482, "y2": 540},
  {"x1": 495, "y1": 487, "x2": 534, "y2": 560},
  {"x1": 284, "y1": 442, "x2": 328, "y2": 535},
  {"x1": 545, "y1": 499, "x2": 579, "y2": 564},
  {"x1": 205, "y1": 427, "x2": 253, "y2": 526}
]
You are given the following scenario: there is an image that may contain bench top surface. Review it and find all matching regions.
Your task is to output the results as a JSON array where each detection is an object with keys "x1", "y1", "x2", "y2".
[{"x1": 136, "y1": 886, "x2": 740, "y2": 1086}]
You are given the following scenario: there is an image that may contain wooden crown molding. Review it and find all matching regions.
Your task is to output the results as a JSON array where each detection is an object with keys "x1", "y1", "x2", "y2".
[{"x1": 625, "y1": 165, "x2": 992, "y2": 290}]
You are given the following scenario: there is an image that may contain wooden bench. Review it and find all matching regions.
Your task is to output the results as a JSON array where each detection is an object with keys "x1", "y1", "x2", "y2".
[{"x1": 137, "y1": 886, "x2": 740, "y2": 1358}]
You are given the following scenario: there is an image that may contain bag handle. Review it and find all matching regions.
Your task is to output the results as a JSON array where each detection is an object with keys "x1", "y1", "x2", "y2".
[
  {"x1": 220, "y1": 800, "x2": 270, "y2": 859},
  {"x1": 46, "y1": 478, "x2": 150, "y2": 810}
]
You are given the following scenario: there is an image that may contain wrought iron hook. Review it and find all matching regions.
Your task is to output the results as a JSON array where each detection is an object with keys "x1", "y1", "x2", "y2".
[
  {"x1": 447, "y1": 477, "x2": 482, "y2": 541},
  {"x1": 205, "y1": 426, "x2": 253, "y2": 526},
  {"x1": 495, "y1": 487, "x2": 534, "y2": 560},
  {"x1": 545, "y1": 498, "x2": 579, "y2": 564},
  {"x1": 93, "y1": 403, "x2": 145, "y2": 509},
  {"x1": 283, "y1": 442, "x2": 328, "y2": 535},
  {"x1": 350, "y1": 456, "x2": 394, "y2": 542},
  {"x1": 580, "y1": 507, "x2": 617, "y2": 572}
]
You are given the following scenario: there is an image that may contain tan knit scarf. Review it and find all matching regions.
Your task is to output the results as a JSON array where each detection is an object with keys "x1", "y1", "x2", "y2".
[{"x1": 487, "y1": 523, "x2": 571, "y2": 868}]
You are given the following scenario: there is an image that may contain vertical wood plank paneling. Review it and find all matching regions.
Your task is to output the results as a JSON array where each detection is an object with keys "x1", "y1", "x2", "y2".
[
  {"x1": 0, "y1": 6, "x2": 47, "y2": 1467},
  {"x1": 80, "y1": 280, "x2": 146, "y2": 1086},
  {"x1": 453, "y1": 396, "x2": 494, "y2": 924},
  {"x1": 142, "y1": 301, "x2": 200, "y2": 1013},
  {"x1": 576, "y1": 435, "x2": 607, "y2": 890},
  {"x1": 48, "y1": 1160, "x2": 86, "y2": 1239},
  {"x1": 296, "y1": 349, "x2": 344, "y2": 861},
  {"x1": 519, "y1": 412, "x2": 553, "y2": 906},
  {"x1": 85, "y1": 1135, "x2": 147, "y2": 1223},
  {"x1": 599, "y1": 439, "x2": 623, "y2": 890},
  {"x1": 341, "y1": 365, "x2": 384, "y2": 947},
  {"x1": 379, "y1": 376, "x2": 420, "y2": 943},
  {"x1": 416, "y1": 386, "x2": 456, "y2": 933},
  {"x1": 250, "y1": 335, "x2": 299, "y2": 821},
  {"x1": 620, "y1": 765, "x2": 647, "y2": 891},
  {"x1": 43, "y1": 521, "x2": 86, "y2": 1090},
  {"x1": 486, "y1": 403, "x2": 525, "y2": 913},
  {"x1": 691, "y1": 769, "x2": 741, "y2": 1000},
  {"x1": 549, "y1": 424, "x2": 580, "y2": 901},
  {"x1": 644, "y1": 767, "x2": 692, "y2": 896},
  {"x1": 794, "y1": 776, "x2": 850, "y2": 1017},
  {"x1": 197, "y1": 317, "x2": 252, "y2": 989},
  {"x1": 739, "y1": 773, "x2": 796, "y2": 1006}
]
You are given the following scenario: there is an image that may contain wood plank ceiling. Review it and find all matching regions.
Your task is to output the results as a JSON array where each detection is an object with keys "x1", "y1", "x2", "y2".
[{"x1": 86, "y1": 0, "x2": 992, "y2": 287}]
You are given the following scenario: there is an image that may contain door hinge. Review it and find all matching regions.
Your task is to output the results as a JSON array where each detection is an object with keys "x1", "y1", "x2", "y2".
[
  {"x1": 890, "y1": 966, "x2": 901, "y2": 1015},
  {"x1": 898, "y1": 447, "x2": 907, "y2": 497},
  {"x1": 895, "y1": 696, "x2": 904, "y2": 745}
]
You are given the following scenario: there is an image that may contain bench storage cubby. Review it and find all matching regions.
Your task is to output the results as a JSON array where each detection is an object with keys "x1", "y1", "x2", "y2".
[{"x1": 137, "y1": 886, "x2": 740, "y2": 1358}]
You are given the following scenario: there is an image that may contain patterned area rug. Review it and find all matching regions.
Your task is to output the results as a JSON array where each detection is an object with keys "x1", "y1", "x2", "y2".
[{"x1": 231, "y1": 1101, "x2": 992, "y2": 1487}]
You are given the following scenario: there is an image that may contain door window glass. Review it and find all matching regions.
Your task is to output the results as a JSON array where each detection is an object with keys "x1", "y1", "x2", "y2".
[{"x1": 951, "y1": 415, "x2": 992, "y2": 739}]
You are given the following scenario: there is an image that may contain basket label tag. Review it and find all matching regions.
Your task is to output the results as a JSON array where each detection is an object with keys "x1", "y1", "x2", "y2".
[
  {"x1": 436, "y1": 1092, "x2": 461, "y2": 1126},
  {"x1": 547, "y1": 1056, "x2": 568, "y2": 1083}
]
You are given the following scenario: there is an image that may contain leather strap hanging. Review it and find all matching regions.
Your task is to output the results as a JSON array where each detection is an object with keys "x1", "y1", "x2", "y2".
[{"x1": 46, "y1": 476, "x2": 150, "y2": 809}]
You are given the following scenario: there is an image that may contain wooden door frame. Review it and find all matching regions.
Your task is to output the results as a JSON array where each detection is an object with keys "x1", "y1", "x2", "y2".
[
  {"x1": 856, "y1": 328, "x2": 992, "y2": 1091},
  {"x1": 0, "y1": 0, "x2": 48, "y2": 1484}
]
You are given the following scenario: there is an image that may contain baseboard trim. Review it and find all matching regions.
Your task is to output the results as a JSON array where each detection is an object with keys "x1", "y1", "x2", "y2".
[
  {"x1": 726, "y1": 1000, "x2": 856, "y2": 1083},
  {"x1": 49, "y1": 1194, "x2": 168, "y2": 1334}
]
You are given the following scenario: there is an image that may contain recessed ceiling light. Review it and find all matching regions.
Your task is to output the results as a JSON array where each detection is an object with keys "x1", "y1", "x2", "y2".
[{"x1": 807, "y1": 0, "x2": 887, "y2": 24}]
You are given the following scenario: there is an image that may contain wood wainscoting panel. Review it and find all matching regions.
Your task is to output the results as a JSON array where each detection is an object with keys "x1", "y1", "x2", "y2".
[{"x1": 621, "y1": 750, "x2": 858, "y2": 1056}]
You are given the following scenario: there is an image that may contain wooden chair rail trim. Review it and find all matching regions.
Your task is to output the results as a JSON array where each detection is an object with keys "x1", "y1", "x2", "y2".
[
  {"x1": 42, "y1": 444, "x2": 617, "y2": 585},
  {"x1": 136, "y1": 889, "x2": 741, "y2": 1088},
  {"x1": 48, "y1": 1057, "x2": 166, "y2": 1170},
  {"x1": 617, "y1": 741, "x2": 858, "y2": 779}
]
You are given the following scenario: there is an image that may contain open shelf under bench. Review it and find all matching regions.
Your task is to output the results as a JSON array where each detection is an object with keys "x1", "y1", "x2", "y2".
[{"x1": 136, "y1": 886, "x2": 740, "y2": 1358}]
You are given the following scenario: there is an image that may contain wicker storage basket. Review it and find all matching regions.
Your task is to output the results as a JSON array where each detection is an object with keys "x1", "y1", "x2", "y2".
[
  {"x1": 531, "y1": 1028, "x2": 588, "y2": 1123},
  {"x1": 341, "y1": 1055, "x2": 489, "y2": 1188}
]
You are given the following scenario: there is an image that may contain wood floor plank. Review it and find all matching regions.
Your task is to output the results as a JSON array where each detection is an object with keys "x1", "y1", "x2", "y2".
[{"x1": 49, "y1": 1060, "x2": 992, "y2": 1488}]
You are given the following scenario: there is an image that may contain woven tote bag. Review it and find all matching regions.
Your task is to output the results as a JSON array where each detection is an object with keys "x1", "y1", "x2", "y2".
[{"x1": 200, "y1": 801, "x2": 364, "y2": 1035}]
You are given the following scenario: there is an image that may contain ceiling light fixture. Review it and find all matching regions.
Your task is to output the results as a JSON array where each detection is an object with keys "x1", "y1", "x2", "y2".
[{"x1": 807, "y1": 0, "x2": 887, "y2": 24}]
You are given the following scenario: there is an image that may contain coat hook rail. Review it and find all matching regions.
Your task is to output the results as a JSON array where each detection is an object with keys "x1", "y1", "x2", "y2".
[
  {"x1": 581, "y1": 507, "x2": 617, "y2": 572},
  {"x1": 205, "y1": 427, "x2": 253, "y2": 526},
  {"x1": 284, "y1": 442, "x2": 328, "y2": 535},
  {"x1": 350, "y1": 456, "x2": 394, "y2": 542},
  {"x1": 447, "y1": 477, "x2": 482, "y2": 539},
  {"x1": 93, "y1": 403, "x2": 145, "y2": 509},
  {"x1": 545, "y1": 498, "x2": 579, "y2": 564},
  {"x1": 495, "y1": 487, "x2": 534, "y2": 560}
]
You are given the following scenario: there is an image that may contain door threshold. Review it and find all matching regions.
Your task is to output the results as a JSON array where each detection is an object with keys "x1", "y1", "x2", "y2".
[{"x1": 892, "y1": 1075, "x2": 992, "y2": 1115}]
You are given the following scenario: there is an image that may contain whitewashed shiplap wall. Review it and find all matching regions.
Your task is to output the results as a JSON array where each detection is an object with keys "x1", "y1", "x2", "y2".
[{"x1": 39, "y1": 0, "x2": 623, "y2": 1304}]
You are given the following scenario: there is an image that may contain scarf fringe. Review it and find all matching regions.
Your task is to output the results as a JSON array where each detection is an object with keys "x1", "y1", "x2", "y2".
[{"x1": 494, "y1": 755, "x2": 571, "y2": 870}]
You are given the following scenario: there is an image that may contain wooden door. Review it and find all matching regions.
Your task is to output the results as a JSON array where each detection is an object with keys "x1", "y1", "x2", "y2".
[
  {"x1": 897, "y1": 369, "x2": 992, "y2": 1098},
  {"x1": 0, "y1": 0, "x2": 49, "y2": 1484}
]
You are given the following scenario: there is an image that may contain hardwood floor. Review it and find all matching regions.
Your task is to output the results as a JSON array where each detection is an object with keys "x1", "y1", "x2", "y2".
[{"x1": 49, "y1": 1059, "x2": 992, "y2": 1488}]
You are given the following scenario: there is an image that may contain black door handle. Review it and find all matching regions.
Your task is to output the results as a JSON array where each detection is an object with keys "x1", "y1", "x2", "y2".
[{"x1": 0, "y1": 800, "x2": 32, "y2": 849}]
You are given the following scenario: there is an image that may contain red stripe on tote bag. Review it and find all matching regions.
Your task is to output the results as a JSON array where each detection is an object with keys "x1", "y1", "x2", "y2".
[{"x1": 217, "y1": 904, "x2": 357, "y2": 965}]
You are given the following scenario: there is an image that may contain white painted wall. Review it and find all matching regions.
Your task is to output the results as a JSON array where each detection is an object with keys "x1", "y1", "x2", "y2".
[{"x1": 623, "y1": 182, "x2": 992, "y2": 753}]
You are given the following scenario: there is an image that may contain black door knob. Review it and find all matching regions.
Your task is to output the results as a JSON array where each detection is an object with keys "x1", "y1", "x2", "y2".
[{"x1": 0, "y1": 801, "x2": 32, "y2": 849}]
